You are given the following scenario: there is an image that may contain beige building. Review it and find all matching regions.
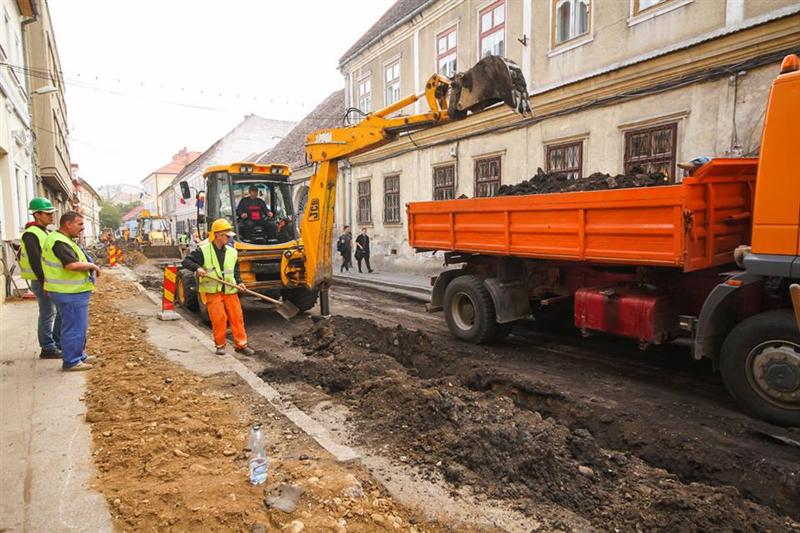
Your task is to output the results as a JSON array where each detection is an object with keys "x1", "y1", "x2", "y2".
[
  {"x1": 26, "y1": 0, "x2": 72, "y2": 216},
  {"x1": 336, "y1": 0, "x2": 800, "y2": 269},
  {"x1": 140, "y1": 148, "x2": 201, "y2": 216},
  {"x1": 74, "y1": 175, "x2": 101, "y2": 245}
]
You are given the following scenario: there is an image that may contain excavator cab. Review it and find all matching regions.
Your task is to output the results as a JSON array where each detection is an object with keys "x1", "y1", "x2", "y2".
[{"x1": 203, "y1": 163, "x2": 298, "y2": 245}]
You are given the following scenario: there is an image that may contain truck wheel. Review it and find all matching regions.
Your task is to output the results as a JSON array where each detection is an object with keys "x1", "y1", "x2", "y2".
[
  {"x1": 176, "y1": 270, "x2": 198, "y2": 311},
  {"x1": 720, "y1": 310, "x2": 800, "y2": 427},
  {"x1": 280, "y1": 287, "x2": 319, "y2": 313},
  {"x1": 444, "y1": 275, "x2": 498, "y2": 344}
]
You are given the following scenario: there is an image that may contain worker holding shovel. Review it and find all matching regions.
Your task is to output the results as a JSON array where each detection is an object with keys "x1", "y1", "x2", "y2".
[{"x1": 181, "y1": 218, "x2": 255, "y2": 356}]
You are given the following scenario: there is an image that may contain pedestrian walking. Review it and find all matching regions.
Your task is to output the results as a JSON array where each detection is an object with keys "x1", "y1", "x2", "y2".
[
  {"x1": 337, "y1": 225, "x2": 352, "y2": 273},
  {"x1": 355, "y1": 227, "x2": 374, "y2": 273},
  {"x1": 181, "y1": 218, "x2": 256, "y2": 356},
  {"x1": 19, "y1": 197, "x2": 61, "y2": 359},
  {"x1": 42, "y1": 211, "x2": 101, "y2": 371}
]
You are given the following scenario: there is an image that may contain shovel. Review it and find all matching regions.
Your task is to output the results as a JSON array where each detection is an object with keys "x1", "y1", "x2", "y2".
[{"x1": 203, "y1": 274, "x2": 300, "y2": 320}]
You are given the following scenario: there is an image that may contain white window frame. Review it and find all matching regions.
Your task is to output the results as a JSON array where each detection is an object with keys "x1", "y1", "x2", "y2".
[
  {"x1": 551, "y1": 0, "x2": 592, "y2": 49},
  {"x1": 628, "y1": 0, "x2": 693, "y2": 26},
  {"x1": 384, "y1": 58, "x2": 401, "y2": 107},
  {"x1": 477, "y1": 0, "x2": 506, "y2": 60},
  {"x1": 435, "y1": 23, "x2": 458, "y2": 78},
  {"x1": 357, "y1": 74, "x2": 371, "y2": 114}
]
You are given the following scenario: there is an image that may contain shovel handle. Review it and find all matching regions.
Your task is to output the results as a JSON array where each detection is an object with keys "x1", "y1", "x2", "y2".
[{"x1": 203, "y1": 273, "x2": 282, "y2": 306}]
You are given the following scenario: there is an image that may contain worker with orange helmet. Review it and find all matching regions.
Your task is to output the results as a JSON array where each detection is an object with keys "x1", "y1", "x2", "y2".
[{"x1": 181, "y1": 218, "x2": 255, "y2": 356}]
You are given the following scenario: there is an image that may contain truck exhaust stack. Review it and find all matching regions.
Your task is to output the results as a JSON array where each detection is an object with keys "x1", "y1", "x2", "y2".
[{"x1": 448, "y1": 56, "x2": 531, "y2": 117}]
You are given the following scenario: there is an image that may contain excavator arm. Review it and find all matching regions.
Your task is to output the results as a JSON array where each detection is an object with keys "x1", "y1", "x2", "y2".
[{"x1": 289, "y1": 56, "x2": 530, "y2": 315}]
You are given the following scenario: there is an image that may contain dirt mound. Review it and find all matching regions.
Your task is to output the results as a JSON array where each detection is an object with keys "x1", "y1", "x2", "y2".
[
  {"x1": 495, "y1": 166, "x2": 671, "y2": 196},
  {"x1": 122, "y1": 249, "x2": 149, "y2": 267},
  {"x1": 262, "y1": 317, "x2": 798, "y2": 531}
]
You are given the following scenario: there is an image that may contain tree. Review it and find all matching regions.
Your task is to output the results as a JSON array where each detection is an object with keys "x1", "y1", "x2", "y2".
[{"x1": 99, "y1": 200, "x2": 122, "y2": 229}]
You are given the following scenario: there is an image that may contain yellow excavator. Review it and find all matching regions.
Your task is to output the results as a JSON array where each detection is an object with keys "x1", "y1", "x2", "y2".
[
  {"x1": 134, "y1": 210, "x2": 181, "y2": 260},
  {"x1": 284, "y1": 55, "x2": 530, "y2": 315},
  {"x1": 175, "y1": 56, "x2": 529, "y2": 319}
]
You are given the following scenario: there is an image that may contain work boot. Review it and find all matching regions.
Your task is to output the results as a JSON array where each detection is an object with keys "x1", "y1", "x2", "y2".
[
  {"x1": 215, "y1": 346, "x2": 226, "y2": 356},
  {"x1": 82, "y1": 355, "x2": 97, "y2": 364},
  {"x1": 39, "y1": 348, "x2": 62, "y2": 359},
  {"x1": 63, "y1": 361, "x2": 93, "y2": 372},
  {"x1": 235, "y1": 346, "x2": 255, "y2": 356}
]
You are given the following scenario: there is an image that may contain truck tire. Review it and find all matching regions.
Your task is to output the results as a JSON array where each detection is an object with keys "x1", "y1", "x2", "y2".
[
  {"x1": 175, "y1": 270, "x2": 199, "y2": 311},
  {"x1": 720, "y1": 310, "x2": 800, "y2": 427},
  {"x1": 444, "y1": 275, "x2": 499, "y2": 344},
  {"x1": 280, "y1": 287, "x2": 319, "y2": 313}
]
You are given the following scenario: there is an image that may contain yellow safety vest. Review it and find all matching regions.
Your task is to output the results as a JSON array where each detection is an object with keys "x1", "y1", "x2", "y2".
[
  {"x1": 42, "y1": 231, "x2": 94, "y2": 293},
  {"x1": 19, "y1": 225, "x2": 48, "y2": 280},
  {"x1": 198, "y1": 242, "x2": 238, "y2": 294}
]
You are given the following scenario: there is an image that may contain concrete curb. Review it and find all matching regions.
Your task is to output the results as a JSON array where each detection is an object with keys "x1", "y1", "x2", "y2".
[{"x1": 110, "y1": 268, "x2": 360, "y2": 463}]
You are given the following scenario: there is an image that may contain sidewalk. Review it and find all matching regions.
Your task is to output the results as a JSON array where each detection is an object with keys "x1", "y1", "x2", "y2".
[
  {"x1": 0, "y1": 299, "x2": 113, "y2": 532},
  {"x1": 333, "y1": 269, "x2": 432, "y2": 301}
]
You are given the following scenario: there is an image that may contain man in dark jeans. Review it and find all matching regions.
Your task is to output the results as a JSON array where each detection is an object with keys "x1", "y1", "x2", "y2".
[
  {"x1": 337, "y1": 225, "x2": 352, "y2": 272},
  {"x1": 355, "y1": 227, "x2": 373, "y2": 273}
]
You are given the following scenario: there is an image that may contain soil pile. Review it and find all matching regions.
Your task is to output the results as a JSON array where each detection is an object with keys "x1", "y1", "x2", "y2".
[
  {"x1": 85, "y1": 276, "x2": 441, "y2": 532},
  {"x1": 263, "y1": 317, "x2": 799, "y2": 532},
  {"x1": 495, "y1": 167, "x2": 671, "y2": 196}
]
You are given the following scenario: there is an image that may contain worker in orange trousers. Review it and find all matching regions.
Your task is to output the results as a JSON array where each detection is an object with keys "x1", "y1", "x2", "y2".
[{"x1": 181, "y1": 218, "x2": 255, "y2": 356}]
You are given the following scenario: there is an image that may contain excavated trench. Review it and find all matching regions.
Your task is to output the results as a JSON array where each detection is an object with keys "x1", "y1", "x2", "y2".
[{"x1": 259, "y1": 317, "x2": 800, "y2": 531}]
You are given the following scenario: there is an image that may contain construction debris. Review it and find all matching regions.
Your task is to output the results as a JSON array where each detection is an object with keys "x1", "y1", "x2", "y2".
[{"x1": 495, "y1": 166, "x2": 671, "y2": 196}]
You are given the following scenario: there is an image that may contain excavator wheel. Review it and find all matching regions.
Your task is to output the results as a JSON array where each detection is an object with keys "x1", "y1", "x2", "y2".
[
  {"x1": 176, "y1": 270, "x2": 199, "y2": 312},
  {"x1": 280, "y1": 287, "x2": 319, "y2": 313}
]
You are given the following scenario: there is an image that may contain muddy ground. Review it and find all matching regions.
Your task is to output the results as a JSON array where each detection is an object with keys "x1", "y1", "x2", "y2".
[
  {"x1": 495, "y1": 167, "x2": 671, "y2": 196},
  {"x1": 133, "y1": 264, "x2": 800, "y2": 531},
  {"x1": 84, "y1": 275, "x2": 449, "y2": 532},
  {"x1": 258, "y1": 316, "x2": 798, "y2": 532}
]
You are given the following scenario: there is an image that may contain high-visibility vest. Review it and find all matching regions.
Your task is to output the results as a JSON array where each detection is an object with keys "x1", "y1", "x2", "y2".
[
  {"x1": 19, "y1": 225, "x2": 48, "y2": 280},
  {"x1": 198, "y1": 242, "x2": 238, "y2": 294},
  {"x1": 42, "y1": 231, "x2": 94, "y2": 293}
]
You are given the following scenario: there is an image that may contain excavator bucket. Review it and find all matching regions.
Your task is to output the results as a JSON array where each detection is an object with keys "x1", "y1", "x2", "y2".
[
  {"x1": 141, "y1": 244, "x2": 182, "y2": 260},
  {"x1": 448, "y1": 56, "x2": 531, "y2": 118}
]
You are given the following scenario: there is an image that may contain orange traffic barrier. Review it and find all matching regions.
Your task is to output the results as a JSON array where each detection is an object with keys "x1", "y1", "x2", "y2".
[
  {"x1": 157, "y1": 264, "x2": 180, "y2": 321},
  {"x1": 108, "y1": 245, "x2": 117, "y2": 267}
]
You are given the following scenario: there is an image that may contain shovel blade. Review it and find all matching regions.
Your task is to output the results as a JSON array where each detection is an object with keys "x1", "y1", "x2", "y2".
[{"x1": 276, "y1": 300, "x2": 300, "y2": 321}]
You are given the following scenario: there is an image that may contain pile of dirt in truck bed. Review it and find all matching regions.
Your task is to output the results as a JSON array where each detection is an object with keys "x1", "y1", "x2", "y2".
[
  {"x1": 495, "y1": 166, "x2": 671, "y2": 196},
  {"x1": 261, "y1": 316, "x2": 798, "y2": 531}
]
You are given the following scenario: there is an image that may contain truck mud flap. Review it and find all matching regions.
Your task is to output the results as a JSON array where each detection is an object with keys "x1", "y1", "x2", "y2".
[{"x1": 484, "y1": 278, "x2": 530, "y2": 324}]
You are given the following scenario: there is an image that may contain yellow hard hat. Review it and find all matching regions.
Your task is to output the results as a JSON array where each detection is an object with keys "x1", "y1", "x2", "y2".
[{"x1": 210, "y1": 218, "x2": 235, "y2": 237}]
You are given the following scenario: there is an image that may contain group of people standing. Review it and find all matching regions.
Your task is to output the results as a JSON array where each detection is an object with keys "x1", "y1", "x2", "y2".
[
  {"x1": 336, "y1": 225, "x2": 373, "y2": 273},
  {"x1": 20, "y1": 197, "x2": 101, "y2": 371}
]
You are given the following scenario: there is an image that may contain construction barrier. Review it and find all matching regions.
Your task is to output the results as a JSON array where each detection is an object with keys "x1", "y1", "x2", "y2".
[
  {"x1": 116, "y1": 246, "x2": 124, "y2": 265},
  {"x1": 157, "y1": 264, "x2": 180, "y2": 321},
  {"x1": 108, "y1": 245, "x2": 117, "y2": 267}
]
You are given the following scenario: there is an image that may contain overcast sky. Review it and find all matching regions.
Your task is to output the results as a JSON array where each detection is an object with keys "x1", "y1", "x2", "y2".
[{"x1": 49, "y1": 0, "x2": 395, "y2": 189}]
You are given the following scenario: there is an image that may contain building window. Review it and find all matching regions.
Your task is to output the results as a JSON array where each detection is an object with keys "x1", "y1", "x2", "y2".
[
  {"x1": 383, "y1": 174, "x2": 401, "y2": 224},
  {"x1": 358, "y1": 76, "x2": 371, "y2": 113},
  {"x1": 633, "y1": 0, "x2": 668, "y2": 14},
  {"x1": 624, "y1": 123, "x2": 677, "y2": 181},
  {"x1": 385, "y1": 61, "x2": 400, "y2": 107},
  {"x1": 437, "y1": 26, "x2": 458, "y2": 78},
  {"x1": 475, "y1": 156, "x2": 501, "y2": 197},
  {"x1": 546, "y1": 141, "x2": 583, "y2": 179},
  {"x1": 357, "y1": 179, "x2": 372, "y2": 224},
  {"x1": 433, "y1": 165, "x2": 456, "y2": 200},
  {"x1": 479, "y1": 0, "x2": 505, "y2": 58},
  {"x1": 553, "y1": 0, "x2": 591, "y2": 47}
]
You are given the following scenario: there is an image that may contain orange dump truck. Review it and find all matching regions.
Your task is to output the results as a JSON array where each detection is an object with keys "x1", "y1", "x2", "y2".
[{"x1": 407, "y1": 55, "x2": 800, "y2": 427}]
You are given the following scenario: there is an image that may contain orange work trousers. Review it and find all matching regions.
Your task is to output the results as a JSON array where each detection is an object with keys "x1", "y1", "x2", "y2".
[{"x1": 205, "y1": 292, "x2": 247, "y2": 349}]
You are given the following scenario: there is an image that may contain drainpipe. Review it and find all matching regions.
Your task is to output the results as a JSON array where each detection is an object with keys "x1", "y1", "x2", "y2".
[{"x1": 21, "y1": 12, "x2": 39, "y2": 202}]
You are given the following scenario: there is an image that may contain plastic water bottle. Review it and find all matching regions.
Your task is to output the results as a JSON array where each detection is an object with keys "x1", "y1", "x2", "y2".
[{"x1": 248, "y1": 422, "x2": 268, "y2": 485}]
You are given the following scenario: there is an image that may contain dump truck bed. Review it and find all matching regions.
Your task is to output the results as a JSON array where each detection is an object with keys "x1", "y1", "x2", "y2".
[{"x1": 408, "y1": 159, "x2": 757, "y2": 272}]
